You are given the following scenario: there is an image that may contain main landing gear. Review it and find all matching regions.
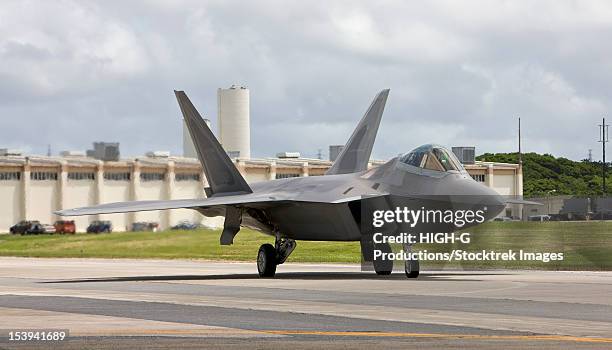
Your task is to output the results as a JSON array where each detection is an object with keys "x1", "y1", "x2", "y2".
[
  {"x1": 362, "y1": 238, "x2": 420, "y2": 278},
  {"x1": 372, "y1": 243, "x2": 419, "y2": 278},
  {"x1": 257, "y1": 235, "x2": 296, "y2": 278}
]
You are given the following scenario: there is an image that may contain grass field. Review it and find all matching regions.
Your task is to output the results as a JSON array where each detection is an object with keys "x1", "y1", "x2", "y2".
[
  {"x1": 421, "y1": 221, "x2": 611, "y2": 270},
  {"x1": 0, "y1": 221, "x2": 610, "y2": 270},
  {"x1": 0, "y1": 227, "x2": 359, "y2": 263}
]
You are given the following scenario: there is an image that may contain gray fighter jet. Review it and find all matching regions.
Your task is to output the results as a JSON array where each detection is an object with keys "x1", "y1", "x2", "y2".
[{"x1": 57, "y1": 89, "x2": 518, "y2": 278}]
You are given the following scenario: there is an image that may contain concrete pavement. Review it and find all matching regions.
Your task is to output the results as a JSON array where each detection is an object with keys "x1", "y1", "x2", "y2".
[{"x1": 0, "y1": 257, "x2": 610, "y2": 349}]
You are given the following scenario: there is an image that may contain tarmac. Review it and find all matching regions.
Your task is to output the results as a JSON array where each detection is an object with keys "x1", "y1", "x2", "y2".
[{"x1": 0, "y1": 257, "x2": 611, "y2": 349}]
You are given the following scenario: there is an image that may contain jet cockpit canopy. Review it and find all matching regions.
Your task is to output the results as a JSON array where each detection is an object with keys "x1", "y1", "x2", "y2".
[{"x1": 400, "y1": 144, "x2": 465, "y2": 173}]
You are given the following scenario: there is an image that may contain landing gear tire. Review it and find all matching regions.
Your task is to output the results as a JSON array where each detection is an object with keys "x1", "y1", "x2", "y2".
[
  {"x1": 257, "y1": 243, "x2": 277, "y2": 278},
  {"x1": 373, "y1": 242, "x2": 393, "y2": 275},
  {"x1": 405, "y1": 258, "x2": 420, "y2": 278}
]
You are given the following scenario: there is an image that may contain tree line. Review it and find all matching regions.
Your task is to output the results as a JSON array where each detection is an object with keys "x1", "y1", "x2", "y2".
[{"x1": 476, "y1": 152, "x2": 611, "y2": 197}]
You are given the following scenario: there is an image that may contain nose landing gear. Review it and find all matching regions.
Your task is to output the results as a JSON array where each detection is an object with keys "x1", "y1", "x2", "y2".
[
  {"x1": 403, "y1": 243, "x2": 420, "y2": 278},
  {"x1": 405, "y1": 259, "x2": 420, "y2": 278},
  {"x1": 257, "y1": 235, "x2": 296, "y2": 278},
  {"x1": 361, "y1": 235, "x2": 420, "y2": 278}
]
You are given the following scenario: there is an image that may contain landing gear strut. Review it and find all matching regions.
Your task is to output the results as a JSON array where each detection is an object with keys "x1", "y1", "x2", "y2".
[{"x1": 257, "y1": 235, "x2": 296, "y2": 278}]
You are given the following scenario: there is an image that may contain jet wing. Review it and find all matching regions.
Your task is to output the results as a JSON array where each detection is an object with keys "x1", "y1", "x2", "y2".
[
  {"x1": 55, "y1": 192, "x2": 388, "y2": 216},
  {"x1": 504, "y1": 198, "x2": 544, "y2": 206},
  {"x1": 55, "y1": 195, "x2": 279, "y2": 216}
]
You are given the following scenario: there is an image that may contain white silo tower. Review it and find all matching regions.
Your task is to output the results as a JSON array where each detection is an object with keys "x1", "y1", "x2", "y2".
[
  {"x1": 217, "y1": 85, "x2": 250, "y2": 159},
  {"x1": 183, "y1": 118, "x2": 211, "y2": 158}
]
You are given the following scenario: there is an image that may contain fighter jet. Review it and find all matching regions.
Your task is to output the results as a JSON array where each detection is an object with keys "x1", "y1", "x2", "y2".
[{"x1": 57, "y1": 89, "x2": 517, "y2": 278}]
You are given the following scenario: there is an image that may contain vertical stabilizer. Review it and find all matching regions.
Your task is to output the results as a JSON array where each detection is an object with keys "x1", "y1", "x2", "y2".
[
  {"x1": 326, "y1": 89, "x2": 389, "y2": 175},
  {"x1": 175, "y1": 90, "x2": 252, "y2": 196}
]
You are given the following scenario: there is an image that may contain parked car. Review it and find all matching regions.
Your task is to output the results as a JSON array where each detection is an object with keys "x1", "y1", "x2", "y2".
[
  {"x1": 87, "y1": 220, "x2": 112, "y2": 233},
  {"x1": 131, "y1": 222, "x2": 159, "y2": 232},
  {"x1": 54, "y1": 220, "x2": 76, "y2": 234},
  {"x1": 26, "y1": 222, "x2": 55, "y2": 235},
  {"x1": 42, "y1": 224, "x2": 56, "y2": 234},
  {"x1": 10, "y1": 220, "x2": 39, "y2": 234},
  {"x1": 528, "y1": 215, "x2": 551, "y2": 222},
  {"x1": 493, "y1": 216, "x2": 513, "y2": 222},
  {"x1": 171, "y1": 221, "x2": 201, "y2": 230}
]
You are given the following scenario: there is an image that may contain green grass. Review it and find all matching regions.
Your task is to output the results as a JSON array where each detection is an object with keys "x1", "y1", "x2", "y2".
[
  {"x1": 0, "y1": 222, "x2": 610, "y2": 270},
  {"x1": 411, "y1": 221, "x2": 612, "y2": 270},
  {"x1": 0, "y1": 228, "x2": 360, "y2": 263}
]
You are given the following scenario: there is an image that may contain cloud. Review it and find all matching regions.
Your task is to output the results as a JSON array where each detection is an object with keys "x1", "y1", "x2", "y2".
[{"x1": 0, "y1": 0, "x2": 610, "y2": 161}]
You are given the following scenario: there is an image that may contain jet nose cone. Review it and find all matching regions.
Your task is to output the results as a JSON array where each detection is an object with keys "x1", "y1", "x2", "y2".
[
  {"x1": 447, "y1": 179, "x2": 506, "y2": 220},
  {"x1": 435, "y1": 176, "x2": 507, "y2": 221},
  {"x1": 477, "y1": 186, "x2": 506, "y2": 220}
]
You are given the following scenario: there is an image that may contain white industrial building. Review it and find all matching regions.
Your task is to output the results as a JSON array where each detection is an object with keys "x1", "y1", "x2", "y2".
[
  {"x1": 217, "y1": 85, "x2": 250, "y2": 159},
  {"x1": 0, "y1": 153, "x2": 522, "y2": 233},
  {"x1": 183, "y1": 85, "x2": 250, "y2": 159}
]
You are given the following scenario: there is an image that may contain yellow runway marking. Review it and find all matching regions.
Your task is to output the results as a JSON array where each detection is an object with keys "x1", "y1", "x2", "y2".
[
  {"x1": 83, "y1": 329, "x2": 258, "y2": 335},
  {"x1": 262, "y1": 330, "x2": 612, "y2": 343}
]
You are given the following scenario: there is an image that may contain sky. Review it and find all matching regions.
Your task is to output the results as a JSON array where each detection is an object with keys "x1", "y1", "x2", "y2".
[{"x1": 1, "y1": 0, "x2": 611, "y2": 161}]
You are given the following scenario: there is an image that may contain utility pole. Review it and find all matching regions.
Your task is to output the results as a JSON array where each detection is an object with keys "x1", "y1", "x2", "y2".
[
  {"x1": 599, "y1": 117, "x2": 609, "y2": 195},
  {"x1": 518, "y1": 117, "x2": 522, "y2": 166},
  {"x1": 517, "y1": 117, "x2": 524, "y2": 220}
]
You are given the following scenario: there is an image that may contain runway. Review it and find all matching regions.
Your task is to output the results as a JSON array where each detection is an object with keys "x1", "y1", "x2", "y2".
[{"x1": 0, "y1": 257, "x2": 611, "y2": 349}]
